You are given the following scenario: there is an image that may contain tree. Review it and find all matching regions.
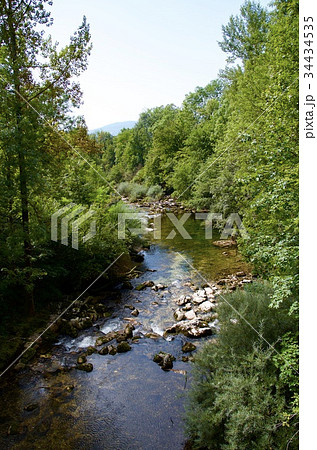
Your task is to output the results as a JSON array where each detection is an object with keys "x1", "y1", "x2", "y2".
[
  {"x1": 0, "y1": 0, "x2": 91, "y2": 313},
  {"x1": 218, "y1": 0, "x2": 269, "y2": 63}
]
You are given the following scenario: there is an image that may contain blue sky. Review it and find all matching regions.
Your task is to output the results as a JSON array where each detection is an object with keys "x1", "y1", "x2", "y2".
[{"x1": 50, "y1": 0, "x2": 272, "y2": 129}]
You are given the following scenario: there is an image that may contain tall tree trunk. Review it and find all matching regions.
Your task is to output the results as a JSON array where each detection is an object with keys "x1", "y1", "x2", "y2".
[{"x1": 7, "y1": 0, "x2": 35, "y2": 315}]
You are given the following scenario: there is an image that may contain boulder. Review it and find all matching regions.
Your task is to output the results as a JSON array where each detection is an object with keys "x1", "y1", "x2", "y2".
[
  {"x1": 156, "y1": 283, "x2": 166, "y2": 290},
  {"x1": 95, "y1": 331, "x2": 117, "y2": 346},
  {"x1": 185, "y1": 310, "x2": 196, "y2": 320},
  {"x1": 145, "y1": 332, "x2": 161, "y2": 339},
  {"x1": 135, "y1": 280, "x2": 154, "y2": 290},
  {"x1": 175, "y1": 295, "x2": 187, "y2": 306},
  {"x1": 98, "y1": 346, "x2": 109, "y2": 355},
  {"x1": 117, "y1": 341, "x2": 131, "y2": 353},
  {"x1": 197, "y1": 301, "x2": 213, "y2": 313},
  {"x1": 174, "y1": 309, "x2": 185, "y2": 321},
  {"x1": 213, "y1": 239, "x2": 237, "y2": 248},
  {"x1": 86, "y1": 346, "x2": 97, "y2": 355},
  {"x1": 131, "y1": 308, "x2": 139, "y2": 317},
  {"x1": 164, "y1": 319, "x2": 214, "y2": 338},
  {"x1": 76, "y1": 363, "x2": 93, "y2": 372},
  {"x1": 182, "y1": 303, "x2": 192, "y2": 311},
  {"x1": 236, "y1": 271, "x2": 246, "y2": 277},
  {"x1": 108, "y1": 345, "x2": 117, "y2": 355},
  {"x1": 124, "y1": 323, "x2": 135, "y2": 338},
  {"x1": 77, "y1": 355, "x2": 87, "y2": 364},
  {"x1": 191, "y1": 293, "x2": 206, "y2": 304},
  {"x1": 153, "y1": 352, "x2": 175, "y2": 371},
  {"x1": 182, "y1": 342, "x2": 197, "y2": 353}
]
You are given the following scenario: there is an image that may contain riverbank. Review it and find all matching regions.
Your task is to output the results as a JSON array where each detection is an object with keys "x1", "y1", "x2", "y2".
[{"x1": 0, "y1": 203, "x2": 253, "y2": 448}]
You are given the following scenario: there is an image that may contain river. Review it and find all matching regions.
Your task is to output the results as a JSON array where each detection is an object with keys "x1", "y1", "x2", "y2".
[{"x1": 0, "y1": 208, "x2": 249, "y2": 449}]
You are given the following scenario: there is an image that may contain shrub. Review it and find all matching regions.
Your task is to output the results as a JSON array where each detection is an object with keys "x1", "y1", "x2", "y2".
[
  {"x1": 146, "y1": 184, "x2": 164, "y2": 200},
  {"x1": 186, "y1": 282, "x2": 298, "y2": 449},
  {"x1": 129, "y1": 184, "x2": 148, "y2": 201},
  {"x1": 117, "y1": 182, "x2": 134, "y2": 197}
]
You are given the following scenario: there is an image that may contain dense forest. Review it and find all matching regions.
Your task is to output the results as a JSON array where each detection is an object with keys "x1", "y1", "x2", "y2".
[{"x1": 0, "y1": 0, "x2": 298, "y2": 448}]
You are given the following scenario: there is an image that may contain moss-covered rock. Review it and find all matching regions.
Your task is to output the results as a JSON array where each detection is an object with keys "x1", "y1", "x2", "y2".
[
  {"x1": 77, "y1": 355, "x2": 87, "y2": 364},
  {"x1": 95, "y1": 332, "x2": 116, "y2": 346},
  {"x1": 182, "y1": 342, "x2": 197, "y2": 353},
  {"x1": 98, "y1": 346, "x2": 109, "y2": 355},
  {"x1": 117, "y1": 341, "x2": 131, "y2": 353},
  {"x1": 86, "y1": 346, "x2": 97, "y2": 355},
  {"x1": 108, "y1": 345, "x2": 117, "y2": 355},
  {"x1": 153, "y1": 352, "x2": 176, "y2": 370},
  {"x1": 76, "y1": 363, "x2": 93, "y2": 372}
]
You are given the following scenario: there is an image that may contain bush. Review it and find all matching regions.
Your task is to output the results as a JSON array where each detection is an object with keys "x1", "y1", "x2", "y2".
[
  {"x1": 146, "y1": 184, "x2": 164, "y2": 200},
  {"x1": 186, "y1": 282, "x2": 298, "y2": 449},
  {"x1": 117, "y1": 182, "x2": 134, "y2": 197},
  {"x1": 129, "y1": 184, "x2": 148, "y2": 201}
]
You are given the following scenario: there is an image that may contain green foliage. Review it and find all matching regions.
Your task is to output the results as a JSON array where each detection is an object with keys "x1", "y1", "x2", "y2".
[
  {"x1": 186, "y1": 282, "x2": 298, "y2": 449},
  {"x1": 218, "y1": 0, "x2": 269, "y2": 63},
  {"x1": 146, "y1": 184, "x2": 164, "y2": 200}
]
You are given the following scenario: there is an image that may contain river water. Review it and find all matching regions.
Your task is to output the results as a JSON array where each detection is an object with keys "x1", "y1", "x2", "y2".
[{"x1": 0, "y1": 210, "x2": 249, "y2": 449}]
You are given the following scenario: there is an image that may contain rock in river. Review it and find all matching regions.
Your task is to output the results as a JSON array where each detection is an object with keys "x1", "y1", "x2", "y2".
[
  {"x1": 174, "y1": 309, "x2": 185, "y2": 321},
  {"x1": 182, "y1": 342, "x2": 197, "y2": 353},
  {"x1": 98, "y1": 346, "x2": 109, "y2": 355},
  {"x1": 153, "y1": 352, "x2": 176, "y2": 371},
  {"x1": 164, "y1": 319, "x2": 214, "y2": 338},
  {"x1": 197, "y1": 300, "x2": 213, "y2": 313},
  {"x1": 108, "y1": 345, "x2": 117, "y2": 355},
  {"x1": 95, "y1": 331, "x2": 117, "y2": 346},
  {"x1": 135, "y1": 280, "x2": 154, "y2": 290},
  {"x1": 185, "y1": 310, "x2": 196, "y2": 320},
  {"x1": 24, "y1": 403, "x2": 39, "y2": 412},
  {"x1": 117, "y1": 341, "x2": 131, "y2": 353},
  {"x1": 76, "y1": 363, "x2": 93, "y2": 372},
  {"x1": 77, "y1": 355, "x2": 87, "y2": 364}
]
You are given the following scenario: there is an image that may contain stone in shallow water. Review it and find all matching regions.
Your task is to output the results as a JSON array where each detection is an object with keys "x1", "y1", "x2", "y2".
[
  {"x1": 175, "y1": 295, "x2": 187, "y2": 306},
  {"x1": 145, "y1": 332, "x2": 161, "y2": 339},
  {"x1": 153, "y1": 352, "x2": 175, "y2": 371},
  {"x1": 174, "y1": 309, "x2": 185, "y2": 321},
  {"x1": 191, "y1": 293, "x2": 206, "y2": 304},
  {"x1": 77, "y1": 355, "x2": 87, "y2": 364},
  {"x1": 182, "y1": 303, "x2": 192, "y2": 311},
  {"x1": 164, "y1": 319, "x2": 214, "y2": 338},
  {"x1": 204, "y1": 287, "x2": 215, "y2": 298},
  {"x1": 185, "y1": 310, "x2": 196, "y2": 320},
  {"x1": 197, "y1": 300, "x2": 213, "y2": 313},
  {"x1": 98, "y1": 346, "x2": 109, "y2": 355},
  {"x1": 108, "y1": 345, "x2": 117, "y2": 355},
  {"x1": 95, "y1": 331, "x2": 117, "y2": 346},
  {"x1": 182, "y1": 342, "x2": 197, "y2": 353},
  {"x1": 76, "y1": 363, "x2": 93, "y2": 372},
  {"x1": 86, "y1": 346, "x2": 97, "y2": 355},
  {"x1": 135, "y1": 280, "x2": 154, "y2": 290},
  {"x1": 24, "y1": 403, "x2": 39, "y2": 412},
  {"x1": 117, "y1": 341, "x2": 131, "y2": 353}
]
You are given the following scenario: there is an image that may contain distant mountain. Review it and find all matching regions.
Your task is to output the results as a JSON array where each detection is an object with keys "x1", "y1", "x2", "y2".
[{"x1": 89, "y1": 121, "x2": 137, "y2": 136}]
